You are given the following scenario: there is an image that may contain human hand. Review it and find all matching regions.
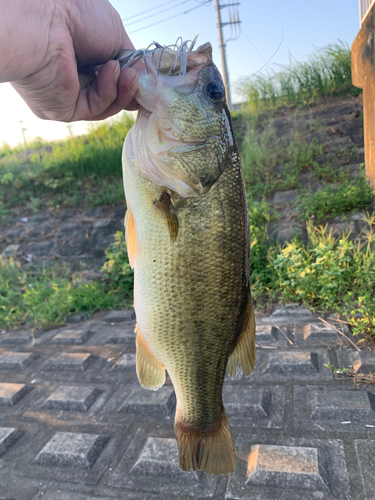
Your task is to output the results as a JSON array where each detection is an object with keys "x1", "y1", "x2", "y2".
[{"x1": 1, "y1": 0, "x2": 138, "y2": 121}]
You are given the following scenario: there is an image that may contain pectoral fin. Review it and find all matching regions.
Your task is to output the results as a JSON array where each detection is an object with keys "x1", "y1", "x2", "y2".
[
  {"x1": 154, "y1": 192, "x2": 178, "y2": 241},
  {"x1": 136, "y1": 325, "x2": 166, "y2": 390},
  {"x1": 124, "y1": 206, "x2": 137, "y2": 268},
  {"x1": 227, "y1": 297, "x2": 256, "y2": 378}
]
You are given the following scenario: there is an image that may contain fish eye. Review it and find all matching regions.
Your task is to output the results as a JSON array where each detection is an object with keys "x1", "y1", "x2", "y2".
[{"x1": 205, "y1": 82, "x2": 225, "y2": 103}]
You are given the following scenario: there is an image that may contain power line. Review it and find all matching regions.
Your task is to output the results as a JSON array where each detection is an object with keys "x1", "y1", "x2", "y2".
[
  {"x1": 122, "y1": 0, "x2": 183, "y2": 22},
  {"x1": 123, "y1": 0, "x2": 210, "y2": 24},
  {"x1": 225, "y1": 0, "x2": 241, "y2": 43},
  {"x1": 241, "y1": 29, "x2": 266, "y2": 62},
  {"x1": 245, "y1": 0, "x2": 284, "y2": 80},
  {"x1": 231, "y1": 0, "x2": 284, "y2": 89},
  {"x1": 126, "y1": 0, "x2": 191, "y2": 27},
  {"x1": 128, "y1": 1, "x2": 212, "y2": 35}
]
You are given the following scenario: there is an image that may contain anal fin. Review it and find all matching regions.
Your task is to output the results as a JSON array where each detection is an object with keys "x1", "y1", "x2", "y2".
[
  {"x1": 227, "y1": 296, "x2": 256, "y2": 378},
  {"x1": 136, "y1": 325, "x2": 165, "y2": 390},
  {"x1": 125, "y1": 206, "x2": 137, "y2": 268}
]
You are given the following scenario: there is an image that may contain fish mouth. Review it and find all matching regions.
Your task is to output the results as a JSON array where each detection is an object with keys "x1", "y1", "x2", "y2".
[{"x1": 115, "y1": 38, "x2": 213, "y2": 77}]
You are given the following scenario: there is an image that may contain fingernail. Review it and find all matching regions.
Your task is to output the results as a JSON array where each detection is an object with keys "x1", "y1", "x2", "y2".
[{"x1": 114, "y1": 60, "x2": 120, "y2": 81}]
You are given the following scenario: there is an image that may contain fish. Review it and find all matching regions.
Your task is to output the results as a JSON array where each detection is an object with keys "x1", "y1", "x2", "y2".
[{"x1": 118, "y1": 39, "x2": 255, "y2": 476}]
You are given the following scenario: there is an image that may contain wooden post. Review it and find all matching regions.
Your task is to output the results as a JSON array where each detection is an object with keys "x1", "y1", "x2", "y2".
[{"x1": 352, "y1": 4, "x2": 375, "y2": 188}]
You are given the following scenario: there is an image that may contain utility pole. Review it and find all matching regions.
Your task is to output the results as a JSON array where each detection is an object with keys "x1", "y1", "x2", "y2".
[
  {"x1": 215, "y1": 0, "x2": 231, "y2": 108},
  {"x1": 214, "y1": 0, "x2": 241, "y2": 109},
  {"x1": 19, "y1": 121, "x2": 27, "y2": 146},
  {"x1": 66, "y1": 124, "x2": 74, "y2": 137}
]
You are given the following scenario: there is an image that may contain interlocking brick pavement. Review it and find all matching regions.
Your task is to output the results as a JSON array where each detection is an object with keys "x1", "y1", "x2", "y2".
[{"x1": 0, "y1": 307, "x2": 374, "y2": 499}]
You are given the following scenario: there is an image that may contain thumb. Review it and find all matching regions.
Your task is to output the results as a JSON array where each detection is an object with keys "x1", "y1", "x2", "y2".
[{"x1": 70, "y1": 60, "x2": 138, "y2": 121}]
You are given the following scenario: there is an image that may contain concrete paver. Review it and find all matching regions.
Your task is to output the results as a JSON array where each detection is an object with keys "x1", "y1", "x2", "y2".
[
  {"x1": 0, "y1": 384, "x2": 30, "y2": 407},
  {"x1": 42, "y1": 386, "x2": 102, "y2": 411},
  {"x1": 0, "y1": 310, "x2": 374, "y2": 499}
]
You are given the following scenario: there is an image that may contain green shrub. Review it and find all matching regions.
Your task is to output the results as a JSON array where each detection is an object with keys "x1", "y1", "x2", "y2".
[
  {"x1": 101, "y1": 231, "x2": 134, "y2": 295},
  {"x1": 345, "y1": 294, "x2": 375, "y2": 337},
  {"x1": 269, "y1": 222, "x2": 355, "y2": 310},
  {"x1": 262, "y1": 214, "x2": 375, "y2": 336},
  {"x1": 298, "y1": 177, "x2": 374, "y2": 222},
  {"x1": 248, "y1": 200, "x2": 276, "y2": 305},
  {"x1": 245, "y1": 211, "x2": 375, "y2": 336}
]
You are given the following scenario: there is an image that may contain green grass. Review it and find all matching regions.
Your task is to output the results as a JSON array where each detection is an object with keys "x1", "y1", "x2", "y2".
[
  {"x1": 0, "y1": 233, "x2": 134, "y2": 329},
  {"x1": 239, "y1": 41, "x2": 360, "y2": 113},
  {"x1": 101, "y1": 231, "x2": 134, "y2": 294},
  {"x1": 240, "y1": 124, "x2": 323, "y2": 200},
  {"x1": 0, "y1": 137, "x2": 47, "y2": 160},
  {"x1": 234, "y1": 108, "x2": 372, "y2": 223},
  {"x1": 0, "y1": 113, "x2": 134, "y2": 212}
]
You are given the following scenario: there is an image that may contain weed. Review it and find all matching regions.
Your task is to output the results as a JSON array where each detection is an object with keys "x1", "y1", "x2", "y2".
[
  {"x1": 248, "y1": 199, "x2": 277, "y2": 306},
  {"x1": 326, "y1": 363, "x2": 375, "y2": 385},
  {"x1": 101, "y1": 231, "x2": 134, "y2": 295},
  {"x1": 268, "y1": 222, "x2": 355, "y2": 310},
  {"x1": 0, "y1": 252, "x2": 133, "y2": 328},
  {"x1": 298, "y1": 177, "x2": 374, "y2": 222},
  {"x1": 239, "y1": 41, "x2": 359, "y2": 112},
  {"x1": 346, "y1": 370, "x2": 375, "y2": 385},
  {"x1": 26, "y1": 196, "x2": 43, "y2": 214},
  {"x1": 85, "y1": 179, "x2": 125, "y2": 207},
  {"x1": 240, "y1": 116, "x2": 323, "y2": 199},
  {"x1": 325, "y1": 363, "x2": 351, "y2": 374},
  {"x1": 246, "y1": 210, "x2": 375, "y2": 335}
]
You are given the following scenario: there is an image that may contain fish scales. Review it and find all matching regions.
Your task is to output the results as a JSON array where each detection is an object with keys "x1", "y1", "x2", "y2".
[{"x1": 122, "y1": 40, "x2": 255, "y2": 475}]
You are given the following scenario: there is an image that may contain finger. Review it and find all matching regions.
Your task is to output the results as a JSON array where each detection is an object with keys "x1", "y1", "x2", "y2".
[
  {"x1": 70, "y1": 59, "x2": 119, "y2": 120},
  {"x1": 70, "y1": 62, "x2": 138, "y2": 121},
  {"x1": 88, "y1": 67, "x2": 139, "y2": 120}
]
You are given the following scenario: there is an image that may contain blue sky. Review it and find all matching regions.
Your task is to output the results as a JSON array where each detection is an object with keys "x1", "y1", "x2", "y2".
[
  {"x1": 116, "y1": 0, "x2": 359, "y2": 93},
  {"x1": 0, "y1": 0, "x2": 361, "y2": 146}
]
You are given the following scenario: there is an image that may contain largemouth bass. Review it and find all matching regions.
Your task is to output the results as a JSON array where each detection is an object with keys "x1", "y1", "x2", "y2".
[{"x1": 118, "y1": 40, "x2": 255, "y2": 475}]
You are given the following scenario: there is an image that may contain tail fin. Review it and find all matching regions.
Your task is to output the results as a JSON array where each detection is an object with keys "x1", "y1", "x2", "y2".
[{"x1": 175, "y1": 409, "x2": 236, "y2": 475}]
